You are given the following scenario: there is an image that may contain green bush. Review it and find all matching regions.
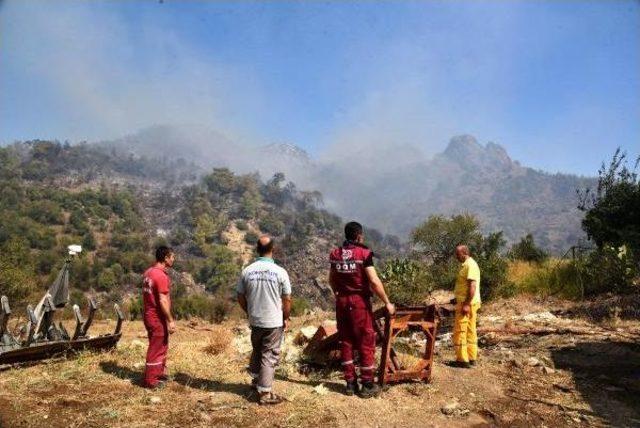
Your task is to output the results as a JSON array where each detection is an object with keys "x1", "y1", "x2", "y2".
[
  {"x1": 290, "y1": 297, "x2": 311, "y2": 316},
  {"x1": 82, "y1": 232, "x2": 97, "y2": 251},
  {"x1": 508, "y1": 233, "x2": 548, "y2": 263},
  {"x1": 516, "y1": 260, "x2": 582, "y2": 299},
  {"x1": 244, "y1": 230, "x2": 259, "y2": 245},
  {"x1": 97, "y1": 268, "x2": 118, "y2": 291},
  {"x1": 235, "y1": 220, "x2": 249, "y2": 231},
  {"x1": 581, "y1": 247, "x2": 637, "y2": 296},
  {"x1": 211, "y1": 298, "x2": 232, "y2": 323},
  {"x1": 127, "y1": 296, "x2": 144, "y2": 320},
  {"x1": 0, "y1": 238, "x2": 37, "y2": 304},
  {"x1": 258, "y1": 215, "x2": 285, "y2": 236},
  {"x1": 478, "y1": 253, "x2": 514, "y2": 300},
  {"x1": 173, "y1": 294, "x2": 218, "y2": 321},
  {"x1": 380, "y1": 259, "x2": 434, "y2": 306}
]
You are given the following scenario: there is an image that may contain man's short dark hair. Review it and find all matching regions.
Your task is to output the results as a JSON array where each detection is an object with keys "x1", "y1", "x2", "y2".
[
  {"x1": 256, "y1": 236, "x2": 274, "y2": 256},
  {"x1": 345, "y1": 221, "x2": 363, "y2": 241},
  {"x1": 156, "y1": 245, "x2": 174, "y2": 263}
]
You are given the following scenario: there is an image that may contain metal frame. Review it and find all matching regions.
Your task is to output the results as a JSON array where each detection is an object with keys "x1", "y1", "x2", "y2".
[{"x1": 0, "y1": 295, "x2": 124, "y2": 366}]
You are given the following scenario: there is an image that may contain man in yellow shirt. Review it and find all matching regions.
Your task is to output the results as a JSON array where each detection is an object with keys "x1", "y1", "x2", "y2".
[{"x1": 451, "y1": 245, "x2": 481, "y2": 368}]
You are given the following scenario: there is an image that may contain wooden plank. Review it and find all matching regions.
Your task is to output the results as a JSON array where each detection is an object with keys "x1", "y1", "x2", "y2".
[{"x1": 378, "y1": 313, "x2": 394, "y2": 387}]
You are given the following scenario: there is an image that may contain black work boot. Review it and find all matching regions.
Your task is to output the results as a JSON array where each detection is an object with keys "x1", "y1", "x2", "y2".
[
  {"x1": 358, "y1": 382, "x2": 381, "y2": 398},
  {"x1": 345, "y1": 380, "x2": 359, "y2": 396},
  {"x1": 446, "y1": 360, "x2": 472, "y2": 369},
  {"x1": 469, "y1": 360, "x2": 477, "y2": 367}
]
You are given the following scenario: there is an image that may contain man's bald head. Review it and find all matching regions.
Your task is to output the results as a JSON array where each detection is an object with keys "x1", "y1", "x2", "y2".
[
  {"x1": 256, "y1": 235, "x2": 274, "y2": 257},
  {"x1": 455, "y1": 245, "x2": 470, "y2": 262}
]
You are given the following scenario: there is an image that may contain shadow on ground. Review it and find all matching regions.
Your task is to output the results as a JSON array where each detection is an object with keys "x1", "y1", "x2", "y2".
[
  {"x1": 551, "y1": 341, "x2": 640, "y2": 426},
  {"x1": 99, "y1": 361, "x2": 253, "y2": 399},
  {"x1": 172, "y1": 372, "x2": 252, "y2": 398},
  {"x1": 99, "y1": 360, "x2": 144, "y2": 386},
  {"x1": 275, "y1": 373, "x2": 345, "y2": 394}
]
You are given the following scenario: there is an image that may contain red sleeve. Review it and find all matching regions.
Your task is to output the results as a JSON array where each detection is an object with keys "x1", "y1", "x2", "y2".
[{"x1": 152, "y1": 270, "x2": 170, "y2": 294}]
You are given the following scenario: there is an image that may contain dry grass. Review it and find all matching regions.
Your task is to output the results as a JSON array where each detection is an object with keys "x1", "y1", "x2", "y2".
[
  {"x1": 202, "y1": 325, "x2": 233, "y2": 356},
  {"x1": 1, "y1": 312, "x2": 638, "y2": 427},
  {"x1": 507, "y1": 260, "x2": 539, "y2": 285}
]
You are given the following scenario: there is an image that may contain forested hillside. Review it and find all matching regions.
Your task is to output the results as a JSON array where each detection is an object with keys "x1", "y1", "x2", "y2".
[{"x1": 0, "y1": 140, "x2": 401, "y2": 316}]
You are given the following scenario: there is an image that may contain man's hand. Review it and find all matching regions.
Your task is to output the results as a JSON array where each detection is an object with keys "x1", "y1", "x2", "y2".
[
  {"x1": 461, "y1": 303, "x2": 471, "y2": 316},
  {"x1": 283, "y1": 319, "x2": 290, "y2": 331},
  {"x1": 386, "y1": 302, "x2": 396, "y2": 316},
  {"x1": 167, "y1": 320, "x2": 177, "y2": 334}
]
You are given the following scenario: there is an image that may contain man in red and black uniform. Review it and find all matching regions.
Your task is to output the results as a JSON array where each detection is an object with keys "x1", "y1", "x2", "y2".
[
  {"x1": 142, "y1": 246, "x2": 176, "y2": 389},
  {"x1": 329, "y1": 221, "x2": 395, "y2": 398}
]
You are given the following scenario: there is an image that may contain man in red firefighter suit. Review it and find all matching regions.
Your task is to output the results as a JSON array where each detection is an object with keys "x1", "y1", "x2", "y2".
[
  {"x1": 142, "y1": 245, "x2": 176, "y2": 389},
  {"x1": 329, "y1": 221, "x2": 395, "y2": 398}
]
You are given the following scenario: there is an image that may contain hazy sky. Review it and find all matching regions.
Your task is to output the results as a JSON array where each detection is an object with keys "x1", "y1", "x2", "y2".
[{"x1": 1, "y1": 1, "x2": 638, "y2": 175}]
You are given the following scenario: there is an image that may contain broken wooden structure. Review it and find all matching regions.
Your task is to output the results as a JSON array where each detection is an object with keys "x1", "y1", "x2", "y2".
[
  {"x1": 0, "y1": 254, "x2": 124, "y2": 366},
  {"x1": 375, "y1": 305, "x2": 439, "y2": 386},
  {"x1": 303, "y1": 303, "x2": 447, "y2": 386}
]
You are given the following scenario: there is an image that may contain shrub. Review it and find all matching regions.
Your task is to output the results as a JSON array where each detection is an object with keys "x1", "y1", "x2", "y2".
[
  {"x1": 290, "y1": 297, "x2": 311, "y2": 316},
  {"x1": 244, "y1": 230, "x2": 259, "y2": 245},
  {"x1": 126, "y1": 296, "x2": 144, "y2": 320},
  {"x1": 97, "y1": 268, "x2": 118, "y2": 291},
  {"x1": 0, "y1": 238, "x2": 37, "y2": 304},
  {"x1": 380, "y1": 259, "x2": 434, "y2": 306},
  {"x1": 211, "y1": 299, "x2": 232, "y2": 323},
  {"x1": 581, "y1": 247, "x2": 637, "y2": 296},
  {"x1": 514, "y1": 259, "x2": 582, "y2": 299},
  {"x1": 508, "y1": 234, "x2": 548, "y2": 263},
  {"x1": 235, "y1": 220, "x2": 248, "y2": 231},
  {"x1": 258, "y1": 215, "x2": 285, "y2": 236},
  {"x1": 173, "y1": 294, "x2": 217, "y2": 321}
]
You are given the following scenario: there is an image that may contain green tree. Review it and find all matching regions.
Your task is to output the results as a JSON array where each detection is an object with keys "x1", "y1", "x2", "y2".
[
  {"x1": 0, "y1": 238, "x2": 38, "y2": 303},
  {"x1": 82, "y1": 232, "x2": 97, "y2": 251},
  {"x1": 411, "y1": 214, "x2": 511, "y2": 300},
  {"x1": 579, "y1": 148, "x2": 640, "y2": 260},
  {"x1": 97, "y1": 268, "x2": 118, "y2": 291},
  {"x1": 239, "y1": 189, "x2": 262, "y2": 219},
  {"x1": 194, "y1": 213, "x2": 227, "y2": 254},
  {"x1": 204, "y1": 168, "x2": 237, "y2": 196},
  {"x1": 196, "y1": 244, "x2": 241, "y2": 294},
  {"x1": 575, "y1": 149, "x2": 640, "y2": 295},
  {"x1": 508, "y1": 233, "x2": 548, "y2": 263},
  {"x1": 411, "y1": 214, "x2": 482, "y2": 264}
]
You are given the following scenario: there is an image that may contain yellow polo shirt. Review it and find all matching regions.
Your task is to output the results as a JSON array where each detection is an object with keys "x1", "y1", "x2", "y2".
[{"x1": 454, "y1": 257, "x2": 481, "y2": 304}]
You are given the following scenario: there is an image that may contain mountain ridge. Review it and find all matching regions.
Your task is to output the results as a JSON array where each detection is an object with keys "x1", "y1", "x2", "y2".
[{"x1": 101, "y1": 126, "x2": 594, "y2": 252}]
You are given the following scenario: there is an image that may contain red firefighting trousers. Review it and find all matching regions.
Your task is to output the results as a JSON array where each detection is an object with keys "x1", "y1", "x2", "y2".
[
  {"x1": 336, "y1": 294, "x2": 376, "y2": 382},
  {"x1": 143, "y1": 318, "x2": 168, "y2": 387}
]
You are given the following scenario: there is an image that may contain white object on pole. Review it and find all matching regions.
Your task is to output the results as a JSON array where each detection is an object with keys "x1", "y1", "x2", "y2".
[{"x1": 68, "y1": 244, "x2": 82, "y2": 256}]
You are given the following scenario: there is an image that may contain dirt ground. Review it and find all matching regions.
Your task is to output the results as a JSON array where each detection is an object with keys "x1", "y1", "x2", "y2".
[{"x1": 1, "y1": 296, "x2": 639, "y2": 428}]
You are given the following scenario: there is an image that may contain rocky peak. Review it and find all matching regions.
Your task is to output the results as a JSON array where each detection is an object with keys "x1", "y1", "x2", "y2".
[
  {"x1": 442, "y1": 135, "x2": 484, "y2": 160},
  {"x1": 441, "y1": 135, "x2": 515, "y2": 171},
  {"x1": 485, "y1": 141, "x2": 514, "y2": 167}
]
